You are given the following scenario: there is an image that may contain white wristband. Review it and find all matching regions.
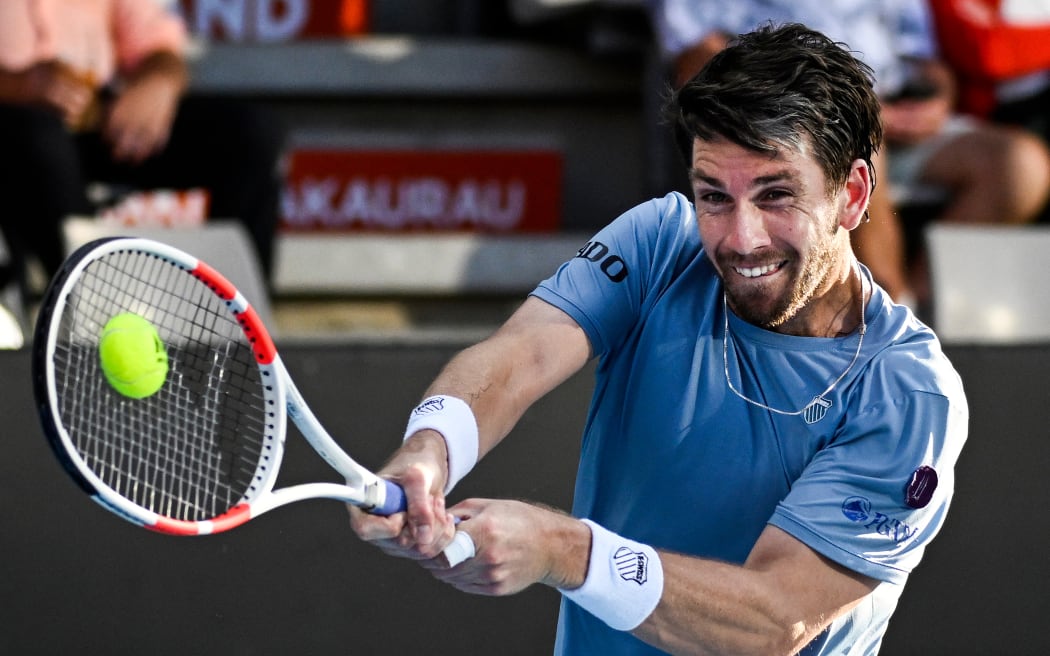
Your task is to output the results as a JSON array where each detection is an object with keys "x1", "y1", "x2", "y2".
[
  {"x1": 560, "y1": 519, "x2": 664, "y2": 631},
  {"x1": 403, "y1": 395, "x2": 479, "y2": 494}
]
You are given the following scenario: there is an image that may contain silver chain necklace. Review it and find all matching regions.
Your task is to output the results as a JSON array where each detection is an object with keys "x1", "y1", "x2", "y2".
[{"x1": 722, "y1": 265, "x2": 867, "y2": 424}]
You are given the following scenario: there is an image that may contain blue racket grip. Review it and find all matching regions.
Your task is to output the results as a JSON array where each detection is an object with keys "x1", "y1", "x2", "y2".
[
  {"x1": 374, "y1": 479, "x2": 408, "y2": 516},
  {"x1": 373, "y1": 480, "x2": 462, "y2": 524},
  {"x1": 371, "y1": 479, "x2": 474, "y2": 566}
]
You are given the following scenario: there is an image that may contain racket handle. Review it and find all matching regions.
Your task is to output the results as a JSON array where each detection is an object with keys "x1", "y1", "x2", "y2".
[
  {"x1": 372, "y1": 479, "x2": 475, "y2": 567},
  {"x1": 375, "y1": 479, "x2": 408, "y2": 516},
  {"x1": 373, "y1": 480, "x2": 465, "y2": 521}
]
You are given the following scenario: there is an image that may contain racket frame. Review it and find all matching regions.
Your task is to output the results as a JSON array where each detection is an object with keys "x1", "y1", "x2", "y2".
[{"x1": 34, "y1": 237, "x2": 402, "y2": 536}]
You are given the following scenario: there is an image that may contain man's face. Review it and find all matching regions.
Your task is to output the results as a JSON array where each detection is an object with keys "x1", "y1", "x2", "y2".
[{"x1": 690, "y1": 136, "x2": 853, "y2": 332}]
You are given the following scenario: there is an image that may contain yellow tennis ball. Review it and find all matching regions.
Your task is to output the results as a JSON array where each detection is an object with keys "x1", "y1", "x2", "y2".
[{"x1": 98, "y1": 313, "x2": 169, "y2": 399}]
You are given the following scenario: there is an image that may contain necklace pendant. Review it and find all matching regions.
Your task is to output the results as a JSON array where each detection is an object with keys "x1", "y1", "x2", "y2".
[{"x1": 803, "y1": 396, "x2": 832, "y2": 424}]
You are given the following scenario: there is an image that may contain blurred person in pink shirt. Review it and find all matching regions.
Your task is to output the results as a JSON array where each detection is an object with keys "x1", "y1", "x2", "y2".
[{"x1": 0, "y1": 0, "x2": 285, "y2": 292}]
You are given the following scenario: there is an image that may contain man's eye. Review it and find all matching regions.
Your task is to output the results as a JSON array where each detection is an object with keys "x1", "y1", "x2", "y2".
[
  {"x1": 761, "y1": 189, "x2": 793, "y2": 202},
  {"x1": 699, "y1": 191, "x2": 728, "y2": 204}
]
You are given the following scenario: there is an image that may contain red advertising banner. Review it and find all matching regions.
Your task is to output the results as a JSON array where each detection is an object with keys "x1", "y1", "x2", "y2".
[
  {"x1": 280, "y1": 149, "x2": 563, "y2": 233},
  {"x1": 175, "y1": 0, "x2": 369, "y2": 42}
]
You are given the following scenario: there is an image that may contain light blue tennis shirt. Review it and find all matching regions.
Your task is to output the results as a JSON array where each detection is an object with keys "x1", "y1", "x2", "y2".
[{"x1": 531, "y1": 192, "x2": 968, "y2": 655}]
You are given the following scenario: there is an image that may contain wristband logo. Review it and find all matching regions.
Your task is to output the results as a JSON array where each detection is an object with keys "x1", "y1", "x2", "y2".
[
  {"x1": 613, "y1": 546, "x2": 648, "y2": 585},
  {"x1": 413, "y1": 398, "x2": 446, "y2": 415}
]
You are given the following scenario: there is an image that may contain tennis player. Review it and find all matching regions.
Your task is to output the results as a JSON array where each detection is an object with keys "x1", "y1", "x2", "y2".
[{"x1": 351, "y1": 23, "x2": 968, "y2": 655}]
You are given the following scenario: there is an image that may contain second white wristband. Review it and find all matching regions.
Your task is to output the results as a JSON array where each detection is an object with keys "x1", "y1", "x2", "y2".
[
  {"x1": 560, "y1": 519, "x2": 664, "y2": 631},
  {"x1": 403, "y1": 395, "x2": 479, "y2": 494}
]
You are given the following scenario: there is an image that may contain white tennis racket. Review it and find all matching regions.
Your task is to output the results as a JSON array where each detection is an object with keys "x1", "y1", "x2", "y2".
[{"x1": 32, "y1": 236, "x2": 473, "y2": 564}]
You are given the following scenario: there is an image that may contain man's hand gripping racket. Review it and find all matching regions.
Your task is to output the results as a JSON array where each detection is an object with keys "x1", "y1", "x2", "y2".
[{"x1": 31, "y1": 236, "x2": 475, "y2": 567}]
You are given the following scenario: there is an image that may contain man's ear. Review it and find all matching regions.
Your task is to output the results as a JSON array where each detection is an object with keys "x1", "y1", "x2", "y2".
[{"x1": 839, "y1": 159, "x2": 873, "y2": 231}]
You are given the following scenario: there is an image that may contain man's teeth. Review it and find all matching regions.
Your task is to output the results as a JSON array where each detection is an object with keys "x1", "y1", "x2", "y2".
[{"x1": 735, "y1": 263, "x2": 780, "y2": 278}]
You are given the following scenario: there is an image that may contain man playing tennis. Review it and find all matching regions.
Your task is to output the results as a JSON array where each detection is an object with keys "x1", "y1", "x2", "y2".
[{"x1": 351, "y1": 23, "x2": 968, "y2": 655}]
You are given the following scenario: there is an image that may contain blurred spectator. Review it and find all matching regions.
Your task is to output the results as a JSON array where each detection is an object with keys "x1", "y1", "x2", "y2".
[
  {"x1": 929, "y1": 0, "x2": 1050, "y2": 153},
  {"x1": 648, "y1": 0, "x2": 1050, "y2": 308},
  {"x1": 0, "y1": 0, "x2": 286, "y2": 296}
]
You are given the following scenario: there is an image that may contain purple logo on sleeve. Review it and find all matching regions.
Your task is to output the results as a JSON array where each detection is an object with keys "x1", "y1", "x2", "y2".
[{"x1": 905, "y1": 466, "x2": 938, "y2": 509}]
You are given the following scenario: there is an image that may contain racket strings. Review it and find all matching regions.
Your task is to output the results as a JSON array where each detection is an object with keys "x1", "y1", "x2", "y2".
[{"x1": 52, "y1": 249, "x2": 272, "y2": 521}]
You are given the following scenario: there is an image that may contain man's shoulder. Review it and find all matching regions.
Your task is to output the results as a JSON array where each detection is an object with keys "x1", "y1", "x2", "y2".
[
  {"x1": 594, "y1": 191, "x2": 706, "y2": 276},
  {"x1": 864, "y1": 302, "x2": 965, "y2": 403}
]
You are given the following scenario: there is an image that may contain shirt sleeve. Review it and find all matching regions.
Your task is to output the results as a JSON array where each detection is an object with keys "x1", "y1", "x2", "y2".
[
  {"x1": 111, "y1": 0, "x2": 188, "y2": 74},
  {"x1": 532, "y1": 193, "x2": 693, "y2": 358},
  {"x1": 770, "y1": 376, "x2": 968, "y2": 584}
]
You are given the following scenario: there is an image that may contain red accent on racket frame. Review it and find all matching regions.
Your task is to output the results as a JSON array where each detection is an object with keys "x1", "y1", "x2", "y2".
[
  {"x1": 237, "y1": 304, "x2": 277, "y2": 365},
  {"x1": 189, "y1": 259, "x2": 276, "y2": 365},
  {"x1": 149, "y1": 504, "x2": 252, "y2": 536},
  {"x1": 210, "y1": 504, "x2": 254, "y2": 533},
  {"x1": 190, "y1": 260, "x2": 237, "y2": 301},
  {"x1": 149, "y1": 516, "x2": 204, "y2": 536}
]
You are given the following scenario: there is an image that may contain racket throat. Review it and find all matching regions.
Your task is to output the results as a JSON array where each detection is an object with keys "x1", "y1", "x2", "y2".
[{"x1": 360, "y1": 478, "x2": 386, "y2": 511}]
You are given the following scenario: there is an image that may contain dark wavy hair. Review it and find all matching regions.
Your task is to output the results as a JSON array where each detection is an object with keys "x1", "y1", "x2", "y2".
[{"x1": 667, "y1": 22, "x2": 883, "y2": 193}]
